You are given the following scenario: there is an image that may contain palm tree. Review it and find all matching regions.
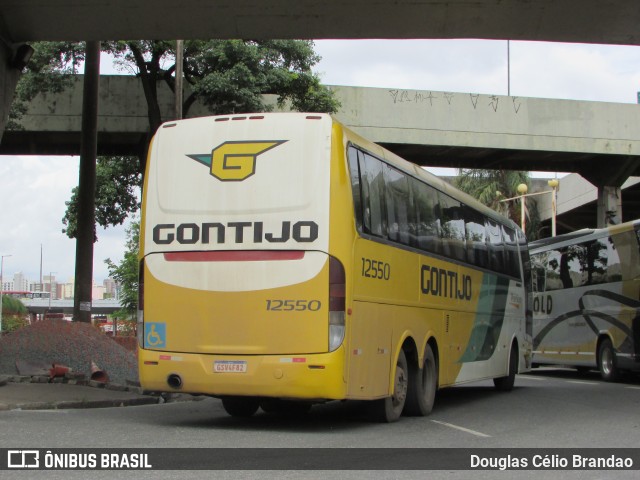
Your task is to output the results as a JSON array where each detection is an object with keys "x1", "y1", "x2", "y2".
[{"x1": 455, "y1": 169, "x2": 541, "y2": 239}]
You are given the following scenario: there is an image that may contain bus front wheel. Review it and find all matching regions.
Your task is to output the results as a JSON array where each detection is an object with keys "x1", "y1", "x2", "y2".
[
  {"x1": 598, "y1": 338, "x2": 619, "y2": 382},
  {"x1": 369, "y1": 349, "x2": 408, "y2": 423},
  {"x1": 404, "y1": 343, "x2": 437, "y2": 416},
  {"x1": 221, "y1": 396, "x2": 260, "y2": 417}
]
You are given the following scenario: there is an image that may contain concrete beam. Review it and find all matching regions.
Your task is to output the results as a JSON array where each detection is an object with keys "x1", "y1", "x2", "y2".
[
  {"x1": 2, "y1": 1, "x2": 640, "y2": 45},
  {"x1": 4, "y1": 78, "x2": 640, "y2": 182},
  {"x1": 329, "y1": 86, "x2": 640, "y2": 179}
]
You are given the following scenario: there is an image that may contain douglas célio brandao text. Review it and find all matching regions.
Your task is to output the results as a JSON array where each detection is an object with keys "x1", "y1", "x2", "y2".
[{"x1": 470, "y1": 453, "x2": 634, "y2": 470}]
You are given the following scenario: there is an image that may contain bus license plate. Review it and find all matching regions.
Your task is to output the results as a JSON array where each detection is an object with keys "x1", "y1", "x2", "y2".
[{"x1": 214, "y1": 360, "x2": 247, "y2": 373}]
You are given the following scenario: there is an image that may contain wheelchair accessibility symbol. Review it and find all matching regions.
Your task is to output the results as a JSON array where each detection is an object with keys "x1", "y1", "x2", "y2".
[{"x1": 145, "y1": 322, "x2": 166, "y2": 348}]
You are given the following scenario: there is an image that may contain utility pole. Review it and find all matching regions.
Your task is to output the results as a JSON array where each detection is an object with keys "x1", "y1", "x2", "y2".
[
  {"x1": 73, "y1": 41, "x2": 101, "y2": 323},
  {"x1": 175, "y1": 40, "x2": 184, "y2": 120}
]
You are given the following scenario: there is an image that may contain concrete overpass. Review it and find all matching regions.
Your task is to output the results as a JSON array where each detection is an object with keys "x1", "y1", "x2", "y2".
[
  {"x1": 2, "y1": 1, "x2": 640, "y2": 144},
  {"x1": 3, "y1": 1, "x2": 640, "y2": 44},
  {"x1": 2, "y1": 75, "x2": 639, "y2": 230}
]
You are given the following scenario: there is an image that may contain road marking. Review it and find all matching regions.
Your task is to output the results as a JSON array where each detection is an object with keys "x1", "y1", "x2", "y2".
[
  {"x1": 567, "y1": 380, "x2": 598, "y2": 386},
  {"x1": 431, "y1": 420, "x2": 491, "y2": 438},
  {"x1": 520, "y1": 375, "x2": 546, "y2": 381},
  {"x1": 625, "y1": 386, "x2": 640, "y2": 390}
]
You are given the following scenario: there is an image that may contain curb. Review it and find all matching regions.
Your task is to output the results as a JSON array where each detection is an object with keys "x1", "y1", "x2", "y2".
[
  {"x1": 0, "y1": 374, "x2": 202, "y2": 411},
  {"x1": 0, "y1": 374, "x2": 205, "y2": 411},
  {"x1": 1, "y1": 373, "x2": 143, "y2": 392},
  {"x1": 12, "y1": 397, "x2": 161, "y2": 411}
]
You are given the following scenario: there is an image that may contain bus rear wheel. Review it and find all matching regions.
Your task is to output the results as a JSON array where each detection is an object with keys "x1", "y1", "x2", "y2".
[
  {"x1": 221, "y1": 396, "x2": 260, "y2": 417},
  {"x1": 404, "y1": 344, "x2": 437, "y2": 416},
  {"x1": 598, "y1": 338, "x2": 619, "y2": 382},
  {"x1": 369, "y1": 349, "x2": 408, "y2": 423}
]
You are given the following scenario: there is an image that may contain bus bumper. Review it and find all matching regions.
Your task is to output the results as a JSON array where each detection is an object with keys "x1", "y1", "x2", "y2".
[{"x1": 138, "y1": 347, "x2": 347, "y2": 401}]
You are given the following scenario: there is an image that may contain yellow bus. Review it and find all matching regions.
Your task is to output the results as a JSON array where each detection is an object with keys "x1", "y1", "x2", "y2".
[
  {"x1": 530, "y1": 219, "x2": 640, "y2": 381},
  {"x1": 138, "y1": 113, "x2": 532, "y2": 422}
]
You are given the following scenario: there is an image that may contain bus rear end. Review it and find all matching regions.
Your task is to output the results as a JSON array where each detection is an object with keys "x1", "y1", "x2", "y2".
[{"x1": 138, "y1": 114, "x2": 347, "y2": 410}]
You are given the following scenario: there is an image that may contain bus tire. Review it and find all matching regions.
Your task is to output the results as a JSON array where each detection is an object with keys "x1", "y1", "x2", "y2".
[
  {"x1": 494, "y1": 343, "x2": 518, "y2": 392},
  {"x1": 369, "y1": 349, "x2": 408, "y2": 423},
  {"x1": 404, "y1": 344, "x2": 437, "y2": 416},
  {"x1": 598, "y1": 338, "x2": 619, "y2": 382},
  {"x1": 221, "y1": 396, "x2": 260, "y2": 417}
]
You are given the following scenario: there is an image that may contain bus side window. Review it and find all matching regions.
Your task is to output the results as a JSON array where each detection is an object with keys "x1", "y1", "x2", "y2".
[
  {"x1": 545, "y1": 250, "x2": 563, "y2": 290},
  {"x1": 359, "y1": 153, "x2": 387, "y2": 238},
  {"x1": 347, "y1": 147, "x2": 364, "y2": 232},
  {"x1": 464, "y1": 207, "x2": 488, "y2": 269},
  {"x1": 604, "y1": 236, "x2": 621, "y2": 282},
  {"x1": 615, "y1": 230, "x2": 639, "y2": 282},
  {"x1": 383, "y1": 164, "x2": 413, "y2": 246},
  {"x1": 587, "y1": 238, "x2": 608, "y2": 285},
  {"x1": 561, "y1": 245, "x2": 586, "y2": 288},
  {"x1": 532, "y1": 257, "x2": 546, "y2": 292},
  {"x1": 502, "y1": 225, "x2": 519, "y2": 278},
  {"x1": 439, "y1": 192, "x2": 466, "y2": 262},
  {"x1": 411, "y1": 178, "x2": 441, "y2": 254},
  {"x1": 486, "y1": 219, "x2": 505, "y2": 274}
]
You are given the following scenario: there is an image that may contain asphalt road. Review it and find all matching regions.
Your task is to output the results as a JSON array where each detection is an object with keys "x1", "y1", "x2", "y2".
[{"x1": 1, "y1": 367, "x2": 639, "y2": 480}]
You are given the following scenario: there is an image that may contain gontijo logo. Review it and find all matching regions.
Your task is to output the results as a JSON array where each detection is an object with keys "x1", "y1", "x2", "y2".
[{"x1": 187, "y1": 140, "x2": 287, "y2": 181}]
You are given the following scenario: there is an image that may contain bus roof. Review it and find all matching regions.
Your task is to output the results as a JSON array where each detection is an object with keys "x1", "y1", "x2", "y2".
[{"x1": 530, "y1": 218, "x2": 640, "y2": 252}]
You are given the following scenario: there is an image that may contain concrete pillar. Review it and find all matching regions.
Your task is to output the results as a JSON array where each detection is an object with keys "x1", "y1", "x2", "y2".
[
  {"x1": 596, "y1": 185, "x2": 622, "y2": 228},
  {"x1": 581, "y1": 156, "x2": 636, "y2": 229}
]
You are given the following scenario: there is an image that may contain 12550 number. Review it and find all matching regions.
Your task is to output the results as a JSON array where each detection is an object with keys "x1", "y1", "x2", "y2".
[
  {"x1": 361, "y1": 258, "x2": 391, "y2": 280},
  {"x1": 266, "y1": 300, "x2": 322, "y2": 311}
]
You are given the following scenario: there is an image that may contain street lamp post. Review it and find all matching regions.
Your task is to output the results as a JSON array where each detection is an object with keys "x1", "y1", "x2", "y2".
[
  {"x1": 517, "y1": 183, "x2": 528, "y2": 234},
  {"x1": 0, "y1": 254, "x2": 12, "y2": 335},
  {"x1": 548, "y1": 179, "x2": 559, "y2": 237},
  {"x1": 499, "y1": 180, "x2": 561, "y2": 238}
]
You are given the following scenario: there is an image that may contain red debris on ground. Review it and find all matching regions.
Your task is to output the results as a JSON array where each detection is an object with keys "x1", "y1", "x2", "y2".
[{"x1": 0, "y1": 320, "x2": 138, "y2": 385}]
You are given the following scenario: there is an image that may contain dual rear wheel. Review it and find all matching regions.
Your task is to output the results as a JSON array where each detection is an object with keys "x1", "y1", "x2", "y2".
[
  {"x1": 221, "y1": 342, "x2": 517, "y2": 422},
  {"x1": 370, "y1": 344, "x2": 438, "y2": 422}
]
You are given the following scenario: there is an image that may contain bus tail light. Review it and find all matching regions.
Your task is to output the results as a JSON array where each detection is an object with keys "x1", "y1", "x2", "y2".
[
  {"x1": 329, "y1": 256, "x2": 346, "y2": 352},
  {"x1": 137, "y1": 260, "x2": 144, "y2": 348}
]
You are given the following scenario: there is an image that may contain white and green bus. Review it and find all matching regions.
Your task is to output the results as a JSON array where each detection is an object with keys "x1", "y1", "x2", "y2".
[{"x1": 530, "y1": 219, "x2": 640, "y2": 380}]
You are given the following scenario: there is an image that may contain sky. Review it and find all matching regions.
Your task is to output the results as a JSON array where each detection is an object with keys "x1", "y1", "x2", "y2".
[{"x1": 1, "y1": 39, "x2": 640, "y2": 285}]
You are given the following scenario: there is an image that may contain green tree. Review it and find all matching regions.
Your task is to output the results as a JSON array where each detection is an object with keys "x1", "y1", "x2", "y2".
[
  {"x1": 1, "y1": 295, "x2": 29, "y2": 333},
  {"x1": 104, "y1": 39, "x2": 339, "y2": 143},
  {"x1": 105, "y1": 220, "x2": 139, "y2": 318},
  {"x1": 61, "y1": 156, "x2": 141, "y2": 239},
  {"x1": 455, "y1": 168, "x2": 541, "y2": 239}
]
